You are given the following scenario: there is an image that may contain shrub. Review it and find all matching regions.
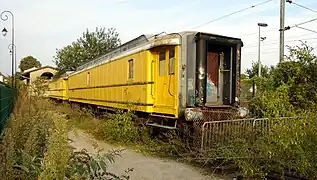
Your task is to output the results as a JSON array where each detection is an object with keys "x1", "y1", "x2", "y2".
[
  {"x1": 196, "y1": 113, "x2": 317, "y2": 179},
  {"x1": 248, "y1": 84, "x2": 296, "y2": 118},
  {"x1": 96, "y1": 111, "x2": 140, "y2": 144},
  {"x1": 0, "y1": 88, "x2": 133, "y2": 180}
]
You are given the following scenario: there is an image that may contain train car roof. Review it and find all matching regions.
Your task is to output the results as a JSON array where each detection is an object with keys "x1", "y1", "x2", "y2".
[{"x1": 66, "y1": 31, "x2": 243, "y2": 77}]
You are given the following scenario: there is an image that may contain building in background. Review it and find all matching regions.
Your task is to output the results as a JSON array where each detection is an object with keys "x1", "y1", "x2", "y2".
[
  {"x1": 0, "y1": 72, "x2": 9, "y2": 84},
  {"x1": 0, "y1": 73, "x2": 4, "y2": 83},
  {"x1": 20, "y1": 66, "x2": 57, "y2": 85}
]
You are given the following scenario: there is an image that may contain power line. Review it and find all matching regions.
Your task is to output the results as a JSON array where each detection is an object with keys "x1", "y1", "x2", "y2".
[
  {"x1": 243, "y1": 50, "x2": 279, "y2": 56},
  {"x1": 189, "y1": 0, "x2": 274, "y2": 30},
  {"x1": 244, "y1": 44, "x2": 317, "y2": 56},
  {"x1": 295, "y1": 17, "x2": 317, "y2": 27},
  {"x1": 240, "y1": 27, "x2": 277, "y2": 37},
  {"x1": 244, "y1": 37, "x2": 317, "y2": 48},
  {"x1": 286, "y1": 0, "x2": 317, "y2": 13},
  {"x1": 295, "y1": 26, "x2": 317, "y2": 34},
  {"x1": 243, "y1": 32, "x2": 317, "y2": 47},
  {"x1": 243, "y1": 33, "x2": 313, "y2": 47},
  {"x1": 280, "y1": 17, "x2": 317, "y2": 36},
  {"x1": 285, "y1": 17, "x2": 317, "y2": 30}
]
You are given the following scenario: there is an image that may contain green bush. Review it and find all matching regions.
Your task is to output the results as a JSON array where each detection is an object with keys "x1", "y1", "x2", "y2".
[
  {"x1": 210, "y1": 43, "x2": 317, "y2": 178},
  {"x1": 194, "y1": 114, "x2": 316, "y2": 178},
  {"x1": 248, "y1": 84, "x2": 296, "y2": 118},
  {"x1": 96, "y1": 111, "x2": 140, "y2": 144},
  {"x1": 0, "y1": 89, "x2": 133, "y2": 180}
]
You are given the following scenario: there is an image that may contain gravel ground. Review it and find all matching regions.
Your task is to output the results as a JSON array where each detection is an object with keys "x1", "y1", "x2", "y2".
[{"x1": 68, "y1": 130, "x2": 230, "y2": 180}]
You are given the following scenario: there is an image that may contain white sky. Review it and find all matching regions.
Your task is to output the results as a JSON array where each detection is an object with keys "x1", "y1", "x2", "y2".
[{"x1": 0, "y1": 0, "x2": 317, "y2": 76}]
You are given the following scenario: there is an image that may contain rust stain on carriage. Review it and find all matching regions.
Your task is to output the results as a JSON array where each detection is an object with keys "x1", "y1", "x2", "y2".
[{"x1": 206, "y1": 52, "x2": 219, "y2": 87}]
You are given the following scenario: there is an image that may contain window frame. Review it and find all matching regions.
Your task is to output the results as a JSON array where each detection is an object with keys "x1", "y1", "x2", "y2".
[
  {"x1": 87, "y1": 72, "x2": 90, "y2": 86},
  {"x1": 159, "y1": 51, "x2": 166, "y2": 76},
  {"x1": 128, "y1": 59, "x2": 134, "y2": 80},
  {"x1": 169, "y1": 48, "x2": 175, "y2": 75}
]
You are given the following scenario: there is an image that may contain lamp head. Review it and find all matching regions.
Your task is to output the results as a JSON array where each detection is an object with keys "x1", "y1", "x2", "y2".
[
  {"x1": 258, "y1": 23, "x2": 268, "y2": 27},
  {"x1": 2, "y1": 28, "x2": 8, "y2": 37}
]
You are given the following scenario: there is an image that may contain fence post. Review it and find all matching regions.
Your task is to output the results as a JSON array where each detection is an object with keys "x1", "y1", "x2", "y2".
[{"x1": 0, "y1": 85, "x2": 2, "y2": 129}]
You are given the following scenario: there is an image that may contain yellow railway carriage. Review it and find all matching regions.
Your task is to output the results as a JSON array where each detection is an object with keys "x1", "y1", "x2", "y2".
[
  {"x1": 48, "y1": 31, "x2": 244, "y2": 128},
  {"x1": 48, "y1": 77, "x2": 68, "y2": 100}
]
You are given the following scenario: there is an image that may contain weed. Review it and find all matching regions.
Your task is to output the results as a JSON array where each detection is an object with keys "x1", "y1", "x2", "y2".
[{"x1": 0, "y1": 88, "x2": 133, "y2": 179}]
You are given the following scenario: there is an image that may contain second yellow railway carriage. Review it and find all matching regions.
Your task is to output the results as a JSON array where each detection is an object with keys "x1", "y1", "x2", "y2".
[
  {"x1": 48, "y1": 77, "x2": 68, "y2": 100},
  {"x1": 48, "y1": 31, "x2": 244, "y2": 128}
]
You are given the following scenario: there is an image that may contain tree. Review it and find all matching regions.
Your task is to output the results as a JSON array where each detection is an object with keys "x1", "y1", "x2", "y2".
[
  {"x1": 54, "y1": 27, "x2": 121, "y2": 74},
  {"x1": 270, "y1": 43, "x2": 317, "y2": 109},
  {"x1": 19, "y1": 56, "x2": 42, "y2": 72},
  {"x1": 249, "y1": 43, "x2": 317, "y2": 117},
  {"x1": 245, "y1": 61, "x2": 270, "y2": 78}
]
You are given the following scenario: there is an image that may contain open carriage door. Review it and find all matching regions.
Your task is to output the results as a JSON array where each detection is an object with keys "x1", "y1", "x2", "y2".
[{"x1": 205, "y1": 46, "x2": 234, "y2": 106}]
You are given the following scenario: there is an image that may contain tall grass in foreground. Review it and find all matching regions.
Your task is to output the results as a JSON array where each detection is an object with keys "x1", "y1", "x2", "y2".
[
  {"x1": 0, "y1": 88, "x2": 133, "y2": 180},
  {"x1": 55, "y1": 103, "x2": 187, "y2": 159},
  {"x1": 57, "y1": 101, "x2": 317, "y2": 179}
]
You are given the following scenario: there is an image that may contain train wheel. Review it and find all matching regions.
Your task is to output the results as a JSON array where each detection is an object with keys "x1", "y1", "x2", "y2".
[
  {"x1": 177, "y1": 122, "x2": 194, "y2": 151},
  {"x1": 148, "y1": 126, "x2": 160, "y2": 138}
]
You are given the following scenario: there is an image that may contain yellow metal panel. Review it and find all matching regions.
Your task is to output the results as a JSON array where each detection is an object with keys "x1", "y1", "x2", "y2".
[
  {"x1": 68, "y1": 50, "x2": 154, "y2": 113},
  {"x1": 58, "y1": 44, "x2": 180, "y2": 118},
  {"x1": 151, "y1": 45, "x2": 179, "y2": 117},
  {"x1": 48, "y1": 78, "x2": 68, "y2": 100}
]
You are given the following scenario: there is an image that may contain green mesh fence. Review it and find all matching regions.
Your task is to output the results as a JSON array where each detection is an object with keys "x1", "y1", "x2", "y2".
[{"x1": 0, "y1": 82, "x2": 16, "y2": 134}]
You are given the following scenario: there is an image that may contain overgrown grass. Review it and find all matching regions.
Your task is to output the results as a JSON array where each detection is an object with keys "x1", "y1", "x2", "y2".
[
  {"x1": 0, "y1": 88, "x2": 133, "y2": 180},
  {"x1": 55, "y1": 103, "x2": 186, "y2": 159},
  {"x1": 201, "y1": 113, "x2": 317, "y2": 179},
  {"x1": 54, "y1": 92, "x2": 317, "y2": 179}
]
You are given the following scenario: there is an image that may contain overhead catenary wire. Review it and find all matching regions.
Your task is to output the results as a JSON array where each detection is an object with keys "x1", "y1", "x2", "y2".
[
  {"x1": 243, "y1": 50, "x2": 279, "y2": 56},
  {"x1": 240, "y1": 27, "x2": 278, "y2": 37},
  {"x1": 284, "y1": 17, "x2": 317, "y2": 31},
  {"x1": 241, "y1": 17, "x2": 317, "y2": 39},
  {"x1": 244, "y1": 37, "x2": 317, "y2": 48},
  {"x1": 188, "y1": 0, "x2": 274, "y2": 30},
  {"x1": 244, "y1": 43, "x2": 317, "y2": 55},
  {"x1": 244, "y1": 44, "x2": 317, "y2": 56},
  {"x1": 243, "y1": 32, "x2": 317, "y2": 47},
  {"x1": 286, "y1": 0, "x2": 317, "y2": 14},
  {"x1": 295, "y1": 26, "x2": 317, "y2": 34}
]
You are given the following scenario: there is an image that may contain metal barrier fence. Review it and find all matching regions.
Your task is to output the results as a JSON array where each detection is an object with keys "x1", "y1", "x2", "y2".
[
  {"x1": 0, "y1": 82, "x2": 16, "y2": 134},
  {"x1": 200, "y1": 117, "x2": 300, "y2": 151},
  {"x1": 191, "y1": 108, "x2": 238, "y2": 149}
]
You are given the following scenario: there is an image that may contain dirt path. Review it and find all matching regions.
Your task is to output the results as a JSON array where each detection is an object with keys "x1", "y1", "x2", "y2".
[{"x1": 69, "y1": 130, "x2": 229, "y2": 180}]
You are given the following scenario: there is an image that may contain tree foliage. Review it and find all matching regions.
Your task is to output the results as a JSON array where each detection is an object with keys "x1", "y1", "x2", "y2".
[
  {"x1": 203, "y1": 43, "x2": 317, "y2": 179},
  {"x1": 270, "y1": 44, "x2": 317, "y2": 109},
  {"x1": 19, "y1": 56, "x2": 42, "y2": 72},
  {"x1": 245, "y1": 61, "x2": 271, "y2": 78},
  {"x1": 248, "y1": 43, "x2": 317, "y2": 117},
  {"x1": 54, "y1": 27, "x2": 121, "y2": 74}
]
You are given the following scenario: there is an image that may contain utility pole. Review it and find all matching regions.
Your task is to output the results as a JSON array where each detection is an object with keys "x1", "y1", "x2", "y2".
[{"x1": 279, "y1": 0, "x2": 285, "y2": 63}]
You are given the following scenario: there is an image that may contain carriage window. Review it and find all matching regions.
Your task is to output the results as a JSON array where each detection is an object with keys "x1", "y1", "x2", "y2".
[
  {"x1": 159, "y1": 51, "x2": 165, "y2": 76},
  {"x1": 128, "y1": 59, "x2": 134, "y2": 79},
  {"x1": 87, "y1": 72, "x2": 90, "y2": 86},
  {"x1": 169, "y1": 49, "x2": 175, "y2": 75}
]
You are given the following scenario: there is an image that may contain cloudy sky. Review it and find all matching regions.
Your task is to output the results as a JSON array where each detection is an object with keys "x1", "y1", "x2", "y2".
[{"x1": 1, "y1": 0, "x2": 317, "y2": 76}]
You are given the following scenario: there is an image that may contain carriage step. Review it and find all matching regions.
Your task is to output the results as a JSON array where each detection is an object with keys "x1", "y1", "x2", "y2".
[
  {"x1": 150, "y1": 114, "x2": 178, "y2": 119},
  {"x1": 146, "y1": 123, "x2": 177, "y2": 130}
]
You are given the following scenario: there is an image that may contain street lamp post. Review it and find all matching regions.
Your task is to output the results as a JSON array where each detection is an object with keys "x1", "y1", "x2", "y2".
[
  {"x1": 1, "y1": 10, "x2": 15, "y2": 87},
  {"x1": 8, "y1": 44, "x2": 16, "y2": 87},
  {"x1": 258, "y1": 23, "x2": 268, "y2": 77}
]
